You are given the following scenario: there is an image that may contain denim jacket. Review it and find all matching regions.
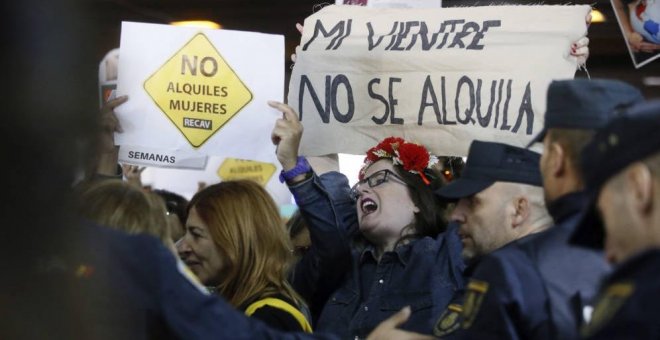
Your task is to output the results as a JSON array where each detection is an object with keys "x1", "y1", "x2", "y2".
[
  {"x1": 290, "y1": 171, "x2": 465, "y2": 339},
  {"x1": 289, "y1": 172, "x2": 356, "y2": 324}
]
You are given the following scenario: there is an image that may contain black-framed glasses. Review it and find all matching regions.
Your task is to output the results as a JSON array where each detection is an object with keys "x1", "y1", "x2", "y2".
[{"x1": 350, "y1": 169, "x2": 407, "y2": 200}]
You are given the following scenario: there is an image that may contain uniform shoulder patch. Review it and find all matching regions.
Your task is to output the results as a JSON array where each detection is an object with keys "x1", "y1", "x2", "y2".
[
  {"x1": 433, "y1": 303, "x2": 463, "y2": 337},
  {"x1": 581, "y1": 282, "x2": 634, "y2": 337},
  {"x1": 462, "y1": 279, "x2": 489, "y2": 329}
]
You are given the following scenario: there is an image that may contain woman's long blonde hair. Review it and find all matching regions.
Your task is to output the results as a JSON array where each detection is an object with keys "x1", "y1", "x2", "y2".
[{"x1": 189, "y1": 180, "x2": 302, "y2": 308}]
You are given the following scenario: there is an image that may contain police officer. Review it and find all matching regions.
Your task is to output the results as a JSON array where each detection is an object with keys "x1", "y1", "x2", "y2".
[
  {"x1": 431, "y1": 140, "x2": 553, "y2": 337},
  {"x1": 572, "y1": 100, "x2": 660, "y2": 339},
  {"x1": 434, "y1": 79, "x2": 643, "y2": 339},
  {"x1": 530, "y1": 79, "x2": 642, "y2": 338}
]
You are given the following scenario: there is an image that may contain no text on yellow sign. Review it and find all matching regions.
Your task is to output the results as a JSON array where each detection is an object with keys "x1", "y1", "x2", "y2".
[{"x1": 144, "y1": 33, "x2": 253, "y2": 148}]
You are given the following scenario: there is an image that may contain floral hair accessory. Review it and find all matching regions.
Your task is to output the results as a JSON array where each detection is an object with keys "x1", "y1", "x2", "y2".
[{"x1": 359, "y1": 136, "x2": 439, "y2": 185}]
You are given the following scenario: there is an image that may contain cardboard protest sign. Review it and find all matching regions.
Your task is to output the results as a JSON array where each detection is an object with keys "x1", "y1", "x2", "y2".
[
  {"x1": 336, "y1": 0, "x2": 442, "y2": 8},
  {"x1": 217, "y1": 158, "x2": 277, "y2": 186},
  {"x1": 140, "y1": 152, "x2": 291, "y2": 205},
  {"x1": 289, "y1": 5, "x2": 590, "y2": 157},
  {"x1": 116, "y1": 22, "x2": 284, "y2": 163}
]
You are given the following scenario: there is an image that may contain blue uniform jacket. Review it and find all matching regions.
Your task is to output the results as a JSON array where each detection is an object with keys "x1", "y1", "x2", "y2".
[
  {"x1": 452, "y1": 192, "x2": 610, "y2": 339},
  {"x1": 289, "y1": 171, "x2": 465, "y2": 339},
  {"x1": 582, "y1": 249, "x2": 660, "y2": 339},
  {"x1": 19, "y1": 222, "x2": 340, "y2": 340}
]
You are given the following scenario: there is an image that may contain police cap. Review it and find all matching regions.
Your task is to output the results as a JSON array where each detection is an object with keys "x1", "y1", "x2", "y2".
[
  {"x1": 435, "y1": 140, "x2": 542, "y2": 200},
  {"x1": 572, "y1": 100, "x2": 660, "y2": 248},
  {"x1": 528, "y1": 79, "x2": 643, "y2": 146}
]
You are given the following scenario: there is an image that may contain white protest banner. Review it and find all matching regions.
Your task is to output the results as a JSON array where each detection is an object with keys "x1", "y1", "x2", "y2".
[
  {"x1": 119, "y1": 145, "x2": 208, "y2": 169},
  {"x1": 289, "y1": 5, "x2": 590, "y2": 157},
  {"x1": 336, "y1": 0, "x2": 442, "y2": 8},
  {"x1": 99, "y1": 47, "x2": 209, "y2": 169},
  {"x1": 116, "y1": 22, "x2": 284, "y2": 164}
]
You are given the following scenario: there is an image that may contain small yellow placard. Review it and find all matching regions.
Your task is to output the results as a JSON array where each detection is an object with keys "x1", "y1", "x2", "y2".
[
  {"x1": 217, "y1": 158, "x2": 276, "y2": 186},
  {"x1": 144, "y1": 33, "x2": 253, "y2": 148}
]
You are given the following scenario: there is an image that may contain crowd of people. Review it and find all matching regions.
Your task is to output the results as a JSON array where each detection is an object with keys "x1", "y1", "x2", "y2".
[{"x1": 4, "y1": 1, "x2": 660, "y2": 339}]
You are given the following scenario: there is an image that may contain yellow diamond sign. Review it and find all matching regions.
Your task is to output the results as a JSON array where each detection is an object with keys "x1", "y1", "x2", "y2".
[
  {"x1": 144, "y1": 33, "x2": 253, "y2": 148},
  {"x1": 217, "y1": 158, "x2": 276, "y2": 186}
]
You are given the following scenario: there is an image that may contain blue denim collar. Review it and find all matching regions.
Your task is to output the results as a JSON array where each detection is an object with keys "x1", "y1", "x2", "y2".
[{"x1": 359, "y1": 242, "x2": 413, "y2": 266}]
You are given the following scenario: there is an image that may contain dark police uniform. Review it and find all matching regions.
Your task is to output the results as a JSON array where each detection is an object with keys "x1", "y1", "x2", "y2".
[
  {"x1": 434, "y1": 79, "x2": 643, "y2": 340},
  {"x1": 434, "y1": 140, "x2": 544, "y2": 339},
  {"x1": 7, "y1": 222, "x2": 338, "y2": 340},
  {"x1": 581, "y1": 249, "x2": 660, "y2": 339},
  {"x1": 452, "y1": 192, "x2": 610, "y2": 339},
  {"x1": 571, "y1": 100, "x2": 660, "y2": 339}
]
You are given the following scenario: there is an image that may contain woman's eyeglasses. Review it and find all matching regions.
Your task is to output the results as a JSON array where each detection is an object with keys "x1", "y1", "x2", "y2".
[{"x1": 349, "y1": 169, "x2": 406, "y2": 200}]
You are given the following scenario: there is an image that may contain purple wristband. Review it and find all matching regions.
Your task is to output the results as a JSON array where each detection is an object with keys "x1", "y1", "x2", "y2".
[{"x1": 279, "y1": 156, "x2": 311, "y2": 183}]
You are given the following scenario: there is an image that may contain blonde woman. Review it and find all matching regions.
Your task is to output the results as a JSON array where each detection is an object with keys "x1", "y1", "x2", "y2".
[{"x1": 177, "y1": 180, "x2": 312, "y2": 333}]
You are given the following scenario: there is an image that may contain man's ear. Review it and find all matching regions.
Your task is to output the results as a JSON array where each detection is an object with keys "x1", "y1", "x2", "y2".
[
  {"x1": 627, "y1": 163, "x2": 654, "y2": 216},
  {"x1": 548, "y1": 142, "x2": 566, "y2": 177},
  {"x1": 511, "y1": 196, "x2": 530, "y2": 228}
]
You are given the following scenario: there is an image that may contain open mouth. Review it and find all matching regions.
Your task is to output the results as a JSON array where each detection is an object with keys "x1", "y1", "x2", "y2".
[{"x1": 361, "y1": 198, "x2": 378, "y2": 215}]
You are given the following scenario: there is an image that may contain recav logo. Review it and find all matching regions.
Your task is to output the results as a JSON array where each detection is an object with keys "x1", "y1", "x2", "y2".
[{"x1": 183, "y1": 118, "x2": 212, "y2": 130}]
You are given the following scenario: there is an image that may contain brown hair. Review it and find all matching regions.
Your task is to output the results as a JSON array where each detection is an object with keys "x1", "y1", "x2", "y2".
[
  {"x1": 188, "y1": 180, "x2": 302, "y2": 308},
  {"x1": 546, "y1": 128, "x2": 596, "y2": 181},
  {"x1": 76, "y1": 180, "x2": 170, "y2": 243},
  {"x1": 392, "y1": 163, "x2": 448, "y2": 242}
]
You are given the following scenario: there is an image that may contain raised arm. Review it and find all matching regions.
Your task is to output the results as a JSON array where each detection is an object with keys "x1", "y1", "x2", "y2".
[
  {"x1": 89, "y1": 95, "x2": 127, "y2": 180},
  {"x1": 269, "y1": 101, "x2": 356, "y2": 320}
]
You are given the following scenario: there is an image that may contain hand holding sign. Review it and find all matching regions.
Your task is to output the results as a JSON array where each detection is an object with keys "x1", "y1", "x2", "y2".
[
  {"x1": 94, "y1": 95, "x2": 128, "y2": 178},
  {"x1": 100, "y1": 95, "x2": 128, "y2": 153},
  {"x1": 269, "y1": 101, "x2": 303, "y2": 171},
  {"x1": 569, "y1": 13, "x2": 593, "y2": 67},
  {"x1": 571, "y1": 36, "x2": 590, "y2": 67},
  {"x1": 121, "y1": 164, "x2": 146, "y2": 187},
  {"x1": 290, "y1": 23, "x2": 305, "y2": 63}
]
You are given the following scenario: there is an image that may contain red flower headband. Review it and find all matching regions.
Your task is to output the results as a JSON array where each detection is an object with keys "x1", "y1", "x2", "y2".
[{"x1": 359, "y1": 136, "x2": 439, "y2": 185}]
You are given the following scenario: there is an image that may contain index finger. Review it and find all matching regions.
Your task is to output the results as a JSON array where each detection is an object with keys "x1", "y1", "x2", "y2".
[
  {"x1": 106, "y1": 95, "x2": 128, "y2": 109},
  {"x1": 267, "y1": 101, "x2": 300, "y2": 123}
]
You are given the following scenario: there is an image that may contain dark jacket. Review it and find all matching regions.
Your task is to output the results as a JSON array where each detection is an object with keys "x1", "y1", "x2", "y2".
[
  {"x1": 581, "y1": 249, "x2": 660, "y2": 340},
  {"x1": 451, "y1": 192, "x2": 611, "y2": 339},
  {"x1": 3, "y1": 222, "x2": 338, "y2": 340},
  {"x1": 290, "y1": 171, "x2": 465, "y2": 339}
]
